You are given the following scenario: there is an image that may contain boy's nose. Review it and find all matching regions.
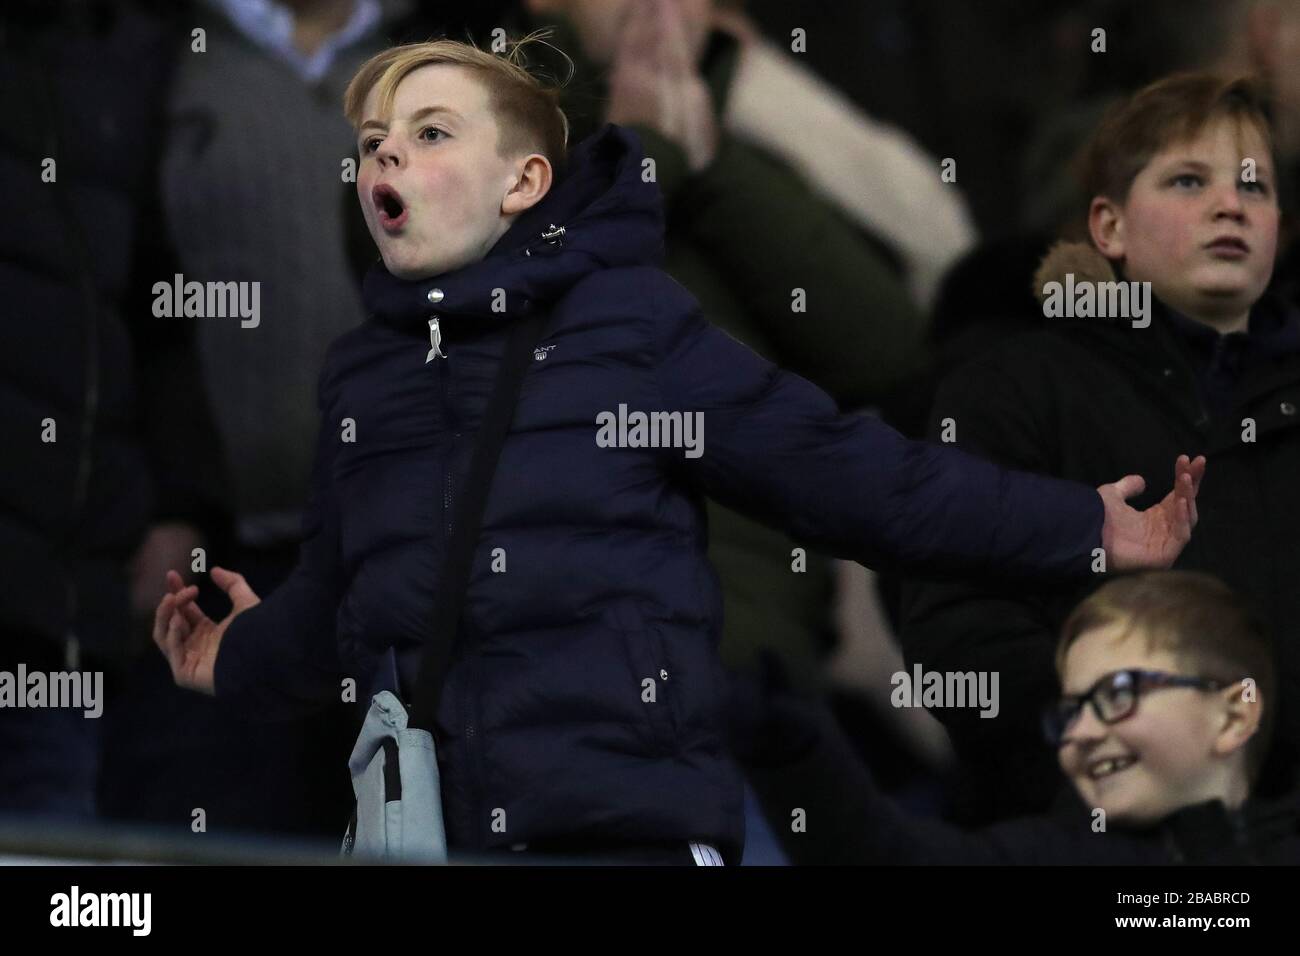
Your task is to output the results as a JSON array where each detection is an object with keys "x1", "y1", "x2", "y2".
[
  {"x1": 1062, "y1": 704, "x2": 1107, "y2": 745},
  {"x1": 377, "y1": 141, "x2": 404, "y2": 169},
  {"x1": 1210, "y1": 182, "x2": 1246, "y2": 219}
]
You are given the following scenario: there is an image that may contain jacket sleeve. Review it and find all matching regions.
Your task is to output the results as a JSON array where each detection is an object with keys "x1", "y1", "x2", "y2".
[
  {"x1": 738, "y1": 687, "x2": 1155, "y2": 865},
  {"x1": 211, "y1": 368, "x2": 347, "y2": 721},
  {"x1": 897, "y1": 349, "x2": 1099, "y2": 816},
  {"x1": 651, "y1": 285, "x2": 1104, "y2": 582},
  {"x1": 632, "y1": 124, "x2": 927, "y2": 408},
  {"x1": 718, "y1": 37, "x2": 978, "y2": 309}
]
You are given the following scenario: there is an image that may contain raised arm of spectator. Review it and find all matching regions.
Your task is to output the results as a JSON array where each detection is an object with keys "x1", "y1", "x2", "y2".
[
  {"x1": 608, "y1": 0, "x2": 927, "y2": 408},
  {"x1": 650, "y1": 279, "x2": 1202, "y2": 581}
]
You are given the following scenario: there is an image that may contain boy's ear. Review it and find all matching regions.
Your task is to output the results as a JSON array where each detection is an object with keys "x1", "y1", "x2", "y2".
[
  {"x1": 1212, "y1": 682, "x2": 1261, "y2": 761},
  {"x1": 501, "y1": 154, "x2": 553, "y2": 217},
  {"x1": 1088, "y1": 195, "x2": 1126, "y2": 261}
]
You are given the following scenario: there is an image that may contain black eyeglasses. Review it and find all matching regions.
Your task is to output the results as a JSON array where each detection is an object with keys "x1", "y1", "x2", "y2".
[{"x1": 1042, "y1": 669, "x2": 1237, "y2": 747}]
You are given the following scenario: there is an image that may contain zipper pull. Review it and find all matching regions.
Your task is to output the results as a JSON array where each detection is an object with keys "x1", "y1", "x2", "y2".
[{"x1": 426, "y1": 316, "x2": 446, "y2": 362}]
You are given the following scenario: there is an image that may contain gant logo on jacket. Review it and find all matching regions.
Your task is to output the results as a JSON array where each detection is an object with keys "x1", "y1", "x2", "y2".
[{"x1": 534, "y1": 344, "x2": 558, "y2": 361}]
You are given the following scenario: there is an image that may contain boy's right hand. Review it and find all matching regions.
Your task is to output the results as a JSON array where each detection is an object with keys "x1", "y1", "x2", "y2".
[{"x1": 151, "y1": 566, "x2": 261, "y2": 696}]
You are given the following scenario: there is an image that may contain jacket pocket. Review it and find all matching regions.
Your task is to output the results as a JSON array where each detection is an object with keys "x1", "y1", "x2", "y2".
[{"x1": 617, "y1": 617, "x2": 680, "y2": 755}]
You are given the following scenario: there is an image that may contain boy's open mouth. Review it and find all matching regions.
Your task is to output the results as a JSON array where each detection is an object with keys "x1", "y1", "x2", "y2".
[{"x1": 373, "y1": 184, "x2": 408, "y2": 232}]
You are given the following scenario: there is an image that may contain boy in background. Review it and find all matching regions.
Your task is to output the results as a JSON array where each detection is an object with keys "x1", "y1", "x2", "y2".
[{"x1": 737, "y1": 571, "x2": 1295, "y2": 864}]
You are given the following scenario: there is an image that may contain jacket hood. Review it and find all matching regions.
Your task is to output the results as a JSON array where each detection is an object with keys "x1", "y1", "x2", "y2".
[{"x1": 362, "y1": 123, "x2": 663, "y2": 330}]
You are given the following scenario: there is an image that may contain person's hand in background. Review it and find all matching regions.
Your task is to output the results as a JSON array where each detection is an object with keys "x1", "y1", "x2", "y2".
[
  {"x1": 152, "y1": 567, "x2": 260, "y2": 696},
  {"x1": 606, "y1": 0, "x2": 718, "y2": 173},
  {"x1": 129, "y1": 522, "x2": 204, "y2": 618}
]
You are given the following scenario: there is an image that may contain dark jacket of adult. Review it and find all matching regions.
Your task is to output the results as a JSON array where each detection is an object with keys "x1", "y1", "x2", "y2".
[
  {"x1": 0, "y1": 1, "x2": 228, "y2": 666},
  {"x1": 215, "y1": 125, "x2": 1106, "y2": 862},
  {"x1": 901, "y1": 262, "x2": 1300, "y2": 824}
]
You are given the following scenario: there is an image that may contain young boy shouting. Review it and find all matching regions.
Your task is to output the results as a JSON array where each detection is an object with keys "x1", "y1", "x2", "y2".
[{"x1": 153, "y1": 39, "x2": 1202, "y2": 865}]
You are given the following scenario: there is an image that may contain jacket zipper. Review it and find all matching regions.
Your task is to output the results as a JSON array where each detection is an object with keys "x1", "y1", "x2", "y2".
[
  {"x1": 433, "y1": 320, "x2": 482, "y2": 846},
  {"x1": 427, "y1": 316, "x2": 446, "y2": 363},
  {"x1": 1201, "y1": 334, "x2": 1229, "y2": 427},
  {"x1": 433, "y1": 321, "x2": 490, "y2": 849},
  {"x1": 1148, "y1": 321, "x2": 1212, "y2": 433}
]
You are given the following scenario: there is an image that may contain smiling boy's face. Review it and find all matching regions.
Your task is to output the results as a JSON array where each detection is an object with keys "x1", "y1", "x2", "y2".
[
  {"x1": 1057, "y1": 621, "x2": 1253, "y2": 826},
  {"x1": 356, "y1": 64, "x2": 546, "y2": 280},
  {"x1": 1090, "y1": 116, "x2": 1279, "y2": 330}
]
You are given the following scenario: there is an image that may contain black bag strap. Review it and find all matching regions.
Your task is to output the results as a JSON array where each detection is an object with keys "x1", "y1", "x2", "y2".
[{"x1": 408, "y1": 312, "x2": 546, "y2": 731}]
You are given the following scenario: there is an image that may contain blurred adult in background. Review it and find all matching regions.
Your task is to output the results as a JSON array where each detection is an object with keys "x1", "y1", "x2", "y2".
[
  {"x1": 1023, "y1": 0, "x2": 1300, "y2": 241},
  {"x1": 0, "y1": 0, "x2": 227, "y2": 820},
  {"x1": 710, "y1": 4, "x2": 975, "y2": 309}
]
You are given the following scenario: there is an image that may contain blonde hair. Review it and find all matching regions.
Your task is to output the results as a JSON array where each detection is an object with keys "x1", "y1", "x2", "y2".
[{"x1": 343, "y1": 33, "x2": 571, "y2": 170}]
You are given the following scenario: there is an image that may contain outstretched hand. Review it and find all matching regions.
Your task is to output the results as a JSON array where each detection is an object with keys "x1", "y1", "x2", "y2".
[
  {"x1": 151, "y1": 566, "x2": 261, "y2": 696},
  {"x1": 1098, "y1": 454, "x2": 1206, "y2": 571}
]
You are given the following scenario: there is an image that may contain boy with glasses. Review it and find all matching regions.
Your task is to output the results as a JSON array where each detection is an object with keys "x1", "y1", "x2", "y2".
[
  {"x1": 1048, "y1": 572, "x2": 1271, "y2": 830},
  {"x1": 734, "y1": 571, "x2": 1297, "y2": 863}
]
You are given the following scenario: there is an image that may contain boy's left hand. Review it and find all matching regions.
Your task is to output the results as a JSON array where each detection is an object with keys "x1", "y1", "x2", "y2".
[{"x1": 1097, "y1": 454, "x2": 1206, "y2": 571}]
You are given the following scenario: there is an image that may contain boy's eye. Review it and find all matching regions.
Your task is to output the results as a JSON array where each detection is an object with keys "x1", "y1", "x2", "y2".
[
  {"x1": 362, "y1": 136, "x2": 382, "y2": 153},
  {"x1": 1170, "y1": 173, "x2": 1203, "y2": 189},
  {"x1": 419, "y1": 126, "x2": 447, "y2": 143},
  {"x1": 1241, "y1": 179, "x2": 1269, "y2": 195}
]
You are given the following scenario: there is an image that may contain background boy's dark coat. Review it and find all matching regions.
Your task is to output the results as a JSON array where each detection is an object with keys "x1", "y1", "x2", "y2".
[
  {"x1": 0, "y1": 2, "x2": 228, "y2": 669},
  {"x1": 902, "y1": 289, "x2": 1300, "y2": 824}
]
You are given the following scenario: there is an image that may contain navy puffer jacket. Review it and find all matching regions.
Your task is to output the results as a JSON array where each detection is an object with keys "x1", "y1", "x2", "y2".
[{"x1": 214, "y1": 125, "x2": 1104, "y2": 860}]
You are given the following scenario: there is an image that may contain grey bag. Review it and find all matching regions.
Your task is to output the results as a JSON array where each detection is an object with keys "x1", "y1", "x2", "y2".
[
  {"x1": 339, "y1": 308, "x2": 547, "y2": 863},
  {"x1": 342, "y1": 690, "x2": 448, "y2": 861}
]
